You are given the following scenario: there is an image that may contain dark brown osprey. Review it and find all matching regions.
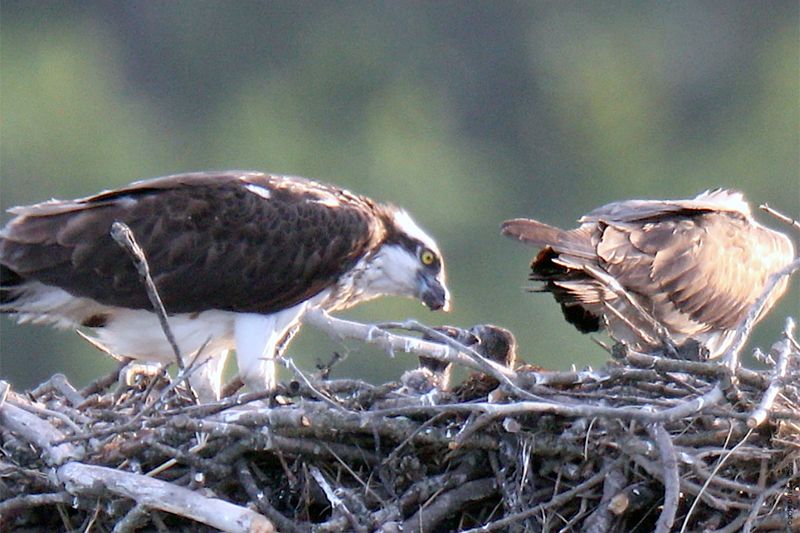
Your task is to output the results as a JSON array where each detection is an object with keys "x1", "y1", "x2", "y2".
[
  {"x1": 502, "y1": 189, "x2": 795, "y2": 359},
  {"x1": 1, "y1": 171, "x2": 450, "y2": 399}
]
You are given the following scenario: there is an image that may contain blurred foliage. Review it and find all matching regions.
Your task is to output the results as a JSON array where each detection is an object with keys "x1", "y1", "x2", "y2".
[{"x1": 1, "y1": 1, "x2": 797, "y2": 389}]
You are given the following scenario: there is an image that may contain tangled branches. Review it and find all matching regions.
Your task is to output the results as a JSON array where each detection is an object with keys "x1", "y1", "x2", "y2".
[{"x1": 1, "y1": 313, "x2": 799, "y2": 532}]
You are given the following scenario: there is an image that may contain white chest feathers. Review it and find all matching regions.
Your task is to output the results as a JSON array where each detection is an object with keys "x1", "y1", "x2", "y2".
[{"x1": 325, "y1": 244, "x2": 422, "y2": 309}]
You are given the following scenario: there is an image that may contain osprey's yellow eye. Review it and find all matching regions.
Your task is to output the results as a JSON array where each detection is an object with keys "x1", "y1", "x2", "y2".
[{"x1": 420, "y1": 249, "x2": 436, "y2": 266}]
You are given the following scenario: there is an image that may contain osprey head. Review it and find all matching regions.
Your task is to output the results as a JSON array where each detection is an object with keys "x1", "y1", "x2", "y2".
[{"x1": 367, "y1": 209, "x2": 451, "y2": 312}]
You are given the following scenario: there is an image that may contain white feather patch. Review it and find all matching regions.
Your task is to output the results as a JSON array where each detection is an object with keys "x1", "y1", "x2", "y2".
[
  {"x1": 93, "y1": 309, "x2": 236, "y2": 362},
  {"x1": 244, "y1": 183, "x2": 272, "y2": 200},
  {"x1": 306, "y1": 196, "x2": 340, "y2": 207},
  {"x1": 392, "y1": 210, "x2": 440, "y2": 253},
  {"x1": 358, "y1": 244, "x2": 420, "y2": 298}
]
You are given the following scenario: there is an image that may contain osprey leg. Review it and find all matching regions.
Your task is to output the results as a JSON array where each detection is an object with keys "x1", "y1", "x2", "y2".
[
  {"x1": 234, "y1": 307, "x2": 306, "y2": 392},
  {"x1": 186, "y1": 349, "x2": 230, "y2": 402}
]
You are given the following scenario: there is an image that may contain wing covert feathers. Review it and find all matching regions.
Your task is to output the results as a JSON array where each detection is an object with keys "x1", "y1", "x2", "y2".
[
  {"x1": 502, "y1": 191, "x2": 795, "y2": 357},
  {"x1": 1, "y1": 172, "x2": 388, "y2": 316}
]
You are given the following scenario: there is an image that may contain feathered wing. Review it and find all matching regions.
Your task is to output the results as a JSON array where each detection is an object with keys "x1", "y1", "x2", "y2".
[
  {"x1": 601, "y1": 212, "x2": 795, "y2": 332},
  {"x1": 1, "y1": 172, "x2": 385, "y2": 316},
  {"x1": 580, "y1": 189, "x2": 751, "y2": 224},
  {"x1": 502, "y1": 190, "x2": 795, "y2": 355}
]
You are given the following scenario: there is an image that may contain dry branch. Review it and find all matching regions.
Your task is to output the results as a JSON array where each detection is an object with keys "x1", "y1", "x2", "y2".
[
  {"x1": 2, "y1": 302, "x2": 799, "y2": 531},
  {"x1": 58, "y1": 462, "x2": 274, "y2": 533},
  {"x1": 110, "y1": 221, "x2": 184, "y2": 372},
  {"x1": 748, "y1": 318, "x2": 797, "y2": 428}
]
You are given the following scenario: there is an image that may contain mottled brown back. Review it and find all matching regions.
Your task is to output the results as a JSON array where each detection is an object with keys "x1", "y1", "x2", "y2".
[{"x1": 1, "y1": 172, "x2": 388, "y2": 315}]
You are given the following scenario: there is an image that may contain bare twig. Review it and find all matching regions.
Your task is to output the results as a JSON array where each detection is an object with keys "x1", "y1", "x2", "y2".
[
  {"x1": 79, "y1": 359, "x2": 128, "y2": 398},
  {"x1": 236, "y1": 459, "x2": 308, "y2": 533},
  {"x1": 0, "y1": 386, "x2": 83, "y2": 464},
  {"x1": 760, "y1": 203, "x2": 800, "y2": 231},
  {"x1": 679, "y1": 428, "x2": 755, "y2": 532},
  {"x1": 7, "y1": 391, "x2": 82, "y2": 434},
  {"x1": 649, "y1": 423, "x2": 679, "y2": 533},
  {"x1": 303, "y1": 309, "x2": 515, "y2": 380},
  {"x1": 110, "y1": 222, "x2": 184, "y2": 372},
  {"x1": 403, "y1": 477, "x2": 496, "y2": 532},
  {"x1": 377, "y1": 319, "x2": 520, "y2": 388},
  {"x1": 461, "y1": 466, "x2": 612, "y2": 532},
  {"x1": 112, "y1": 503, "x2": 152, "y2": 533},
  {"x1": 624, "y1": 350, "x2": 767, "y2": 389},
  {"x1": 282, "y1": 357, "x2": 349, "y2": 411},
  {"x1": 309, "y1": 465, "x2": 364, "y2": 532},
  {"x1": 602, "y1": 300, "x2": 660, "y2": 346},
  {"x1": 582, "y1": 461, "x2": 626, "y2": 533},
  {"x1": 741, "y1": 477, "x2": 794, "y2": 533},
  {"x1": 723, "y1": 258, "x2": 800, "y2": 369},
  {"x1": 371, "y1": 384, "x2": 725, "y2": 424},
  {"x1": 581, "y1": 262, "x2": 676, "y2": 348},
  {"x1": 58, "y1": 462, "x2": 274, "y2": 533},
  {"x1": 30, "y1": 373, "x2": 84, "y2": 406},
  {"x1": 748, "y1": 319, "x2": 795, "y2": 428},
  {"x1": 0, "y1": 492, "x2": 73, "y2": 515}
]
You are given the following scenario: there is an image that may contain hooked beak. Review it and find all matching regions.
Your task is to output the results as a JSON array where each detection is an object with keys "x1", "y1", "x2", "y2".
[{"x1": 417, "y1": 271, "x2": 451, "y2": 312}]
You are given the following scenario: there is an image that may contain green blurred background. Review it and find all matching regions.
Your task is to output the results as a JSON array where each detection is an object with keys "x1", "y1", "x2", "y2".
[{"x1": 1, "y1": 1, "x2": 798, "y2": 390}]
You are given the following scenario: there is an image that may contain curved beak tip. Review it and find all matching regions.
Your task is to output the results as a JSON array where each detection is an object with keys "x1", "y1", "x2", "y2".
[
  {"x1": 422, "y1": 294, "x2": 451, "y2": 312},
  {"x1": 420, "y1": 282, "x2": 451, "y2": 312}
]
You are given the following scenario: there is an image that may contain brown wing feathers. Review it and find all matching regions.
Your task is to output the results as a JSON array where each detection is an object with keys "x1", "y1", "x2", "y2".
[
  {"x1": 1, "y1": 173, "x2": 385, "y2": 315},
  {"x1": 502, "y1": 192, "x2": 795, "y2": 356}
]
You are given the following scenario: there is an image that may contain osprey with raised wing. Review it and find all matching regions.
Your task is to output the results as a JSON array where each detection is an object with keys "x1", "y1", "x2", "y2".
[
  {"x1": 1, "y1": 171, "x2": 450, "y2": 399},
  {"x1": 502, "y1": 189, "x2": 794, "y2": 358}
]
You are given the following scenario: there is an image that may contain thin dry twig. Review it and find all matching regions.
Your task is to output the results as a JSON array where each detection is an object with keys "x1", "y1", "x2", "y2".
[
  {"x1": 0, "y1": 387, "x2": 83, "y2": 465},
  {"x1": 649, "y1": 423, "x2": 679, "y2": 533},
  {"x1": 303, "y1": 309, "x2": 516, "y2": 381},
  {"x1": 582, "y1": 461, "x2": 626, "y2": 533},
  {"x1": 461, "y1": 466, "x2": 612, "y2": 533},
  {"x1": 741, "y1": 477, "x2": 794, "y2": 533},
  {"x1": 110, "y1": 222, "x2": 184, "y2": 372},
  {"x1": 760, "y1": 203, "x2": 800, "y2": 231},
  {"x1": 748, "y1": 318, "x2": 795, "y2": 428},
  {"x1": 723, "y1": 257, "x2": 800, "y2": 369},
  {"x1": 679, "y1": 428, "x2": 755, "y2": 533},
  {"x1": 581, "y1": 262, "x2": 676, "y2": 349},
  {"x1": 0, "y1": 492, "x2": 73, "y2": 516},
  {"x1": 370, "y1": 384, "x2": 724, "y2": 424},
  {"x1": 403, "y1": 477, "x2": 496, "y2": 532}
]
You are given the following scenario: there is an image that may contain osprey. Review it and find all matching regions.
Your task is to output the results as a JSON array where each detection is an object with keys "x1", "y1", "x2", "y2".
[
  {"x1": 1, "y1": 171, "x2": 451, "y2": 400},
  {"x1": 408, "y1": 324, "x2": 517, "y2": 395},
  {"x1": 502, "y1": 189, "x2": 795, "y2": 359},
  {"x1": 401, "y1": 325, "x2": 478, "y2": 394},
  {"x1": 451, "y1": 324, "x2": 519, "y2": 401}
]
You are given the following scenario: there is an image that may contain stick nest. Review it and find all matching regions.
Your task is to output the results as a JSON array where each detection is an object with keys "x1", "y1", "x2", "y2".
[{"x1": 2, "y1": 324, "x2": 799, "y2": 533}]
